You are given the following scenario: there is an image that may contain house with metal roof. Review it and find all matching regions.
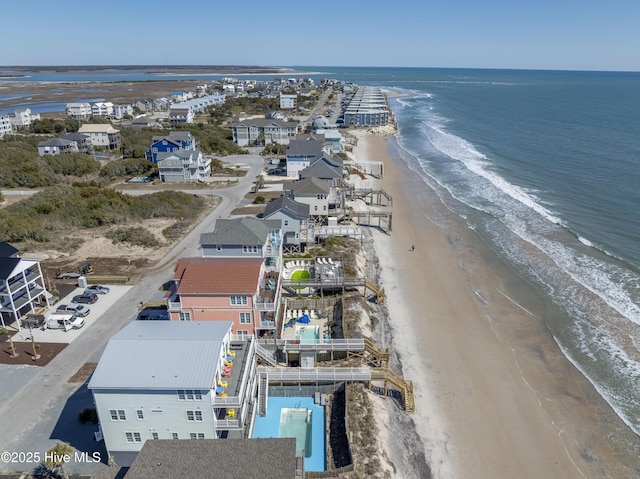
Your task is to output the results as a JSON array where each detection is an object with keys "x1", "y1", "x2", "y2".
[
  {"x1": 263, "y1": 196, "x2": 310, "y2": 253},
  {"x1": 0, "y1": 244, "x2": 51, "y2": 330},
  {"x1": 88, "y1": 321, "x2": 257, "y2": 467}
]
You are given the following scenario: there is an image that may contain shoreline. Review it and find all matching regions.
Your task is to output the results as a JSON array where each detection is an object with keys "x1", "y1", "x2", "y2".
[{"x1": 352, "y1": 131, "x2": 640, "y2": 478}]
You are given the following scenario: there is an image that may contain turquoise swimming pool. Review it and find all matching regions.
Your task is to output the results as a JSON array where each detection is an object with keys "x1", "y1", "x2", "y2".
[{"x1": 253, "y1": 396, "x2": 326, "y2": 471}]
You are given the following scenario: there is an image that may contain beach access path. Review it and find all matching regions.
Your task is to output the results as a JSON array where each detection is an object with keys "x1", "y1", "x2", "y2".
[{"x1": 353, "y1": 132, "x2": 640, "y2": 478}]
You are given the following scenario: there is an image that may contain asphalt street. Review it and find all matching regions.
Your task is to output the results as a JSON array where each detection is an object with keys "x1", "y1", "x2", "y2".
[{"x1": 0, "y1": 153, "x2": 264, "y2": 475}]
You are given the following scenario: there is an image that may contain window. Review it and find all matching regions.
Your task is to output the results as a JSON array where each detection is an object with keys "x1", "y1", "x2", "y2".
[
  {"x1": 237, "y1": 330, "x2": 248, "y2": 339},
  {"x1": 178, "y1": 390, "x2": 202, "y2": 401},
  {"x1": 230, "y1": 296, "x2": 248, "y2": 306},
  {"x1": 186, "y1": 410, "x2": 203, "y2": 422},
  {"x1": 152, "y1": 432, "x2": 158, "y2": 440},
  {"x1": 136, "y1": 410, "x2": 144, "y2": 420},
  {"x1": 110, "y1": 410, "x2": 126, "y2": 421},
  {"x1": 190, "y1": 433, "x2": 205, "y2": 439},
  {"x1": 179, "y1": 312, "x2": 191, "y2": 321},
  {"x1": 284, "y1": 220, "x2": 289, "y2": 226},
  {"x1": 125, "y1": 432, "x2": 142, "y2": 443},
  {"x1": 172, "y1": 433, "x2": 179, "y2": 440},
  {"x1": 240, "y1": 312, "x2": 251, "y2": 324}
]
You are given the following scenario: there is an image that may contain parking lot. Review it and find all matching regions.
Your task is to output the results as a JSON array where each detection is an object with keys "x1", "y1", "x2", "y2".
[{"x1": 12, "y1": 285, "x2": 133, "y2": 343}]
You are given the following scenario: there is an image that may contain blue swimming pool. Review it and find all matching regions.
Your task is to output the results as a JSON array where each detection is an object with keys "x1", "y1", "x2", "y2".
[{"x1": 253, "y1": 396, "x2": 326, "y2": 471}]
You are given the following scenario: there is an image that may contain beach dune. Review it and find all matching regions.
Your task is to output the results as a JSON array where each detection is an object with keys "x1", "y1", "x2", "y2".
[{"x1": 355, "y1": 133, "x2": 640, "y2": 478}]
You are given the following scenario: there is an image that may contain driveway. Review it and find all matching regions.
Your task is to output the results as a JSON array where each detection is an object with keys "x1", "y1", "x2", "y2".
[{"x1": 0, "y1": 153, "x2": 264, "y2": 475}]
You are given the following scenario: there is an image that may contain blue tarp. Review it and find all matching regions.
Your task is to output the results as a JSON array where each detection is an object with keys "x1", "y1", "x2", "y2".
[{"x1": 297, "y1": 314, "x2": 310, "y2": 324}]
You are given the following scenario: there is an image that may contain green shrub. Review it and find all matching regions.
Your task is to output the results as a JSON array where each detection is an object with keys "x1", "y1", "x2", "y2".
[
  {"x1": 254, "y1": 195, "x2": 265, "y2": 204},
  {"x1": 107, "y1": 227, "x2": 159, "y2": 247}
]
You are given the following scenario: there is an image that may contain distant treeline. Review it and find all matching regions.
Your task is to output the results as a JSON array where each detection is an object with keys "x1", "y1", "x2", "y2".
[{"x1": 0, "y1": 185, "x2": 207, "y2": 243}]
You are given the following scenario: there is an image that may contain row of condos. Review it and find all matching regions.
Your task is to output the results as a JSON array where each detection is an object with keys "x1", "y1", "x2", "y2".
[{"x1": 343, "y1": 86, "x2": 389, "y2": 127}]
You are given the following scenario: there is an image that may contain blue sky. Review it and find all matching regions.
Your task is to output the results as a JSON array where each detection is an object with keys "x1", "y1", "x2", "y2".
[{"x1": 3, "y1": 0, "x2": 639, "y2": 71}]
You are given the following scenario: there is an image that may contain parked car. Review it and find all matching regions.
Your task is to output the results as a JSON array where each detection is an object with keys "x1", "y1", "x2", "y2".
[
  {"x1": 72, "y1": 293, "x2": 98, "y2": 304},
  {"x1": 137, "y1": 307, "x2": 170, "y2": 321},
  {"x1": 47, "y1": 313, "x2": 85, "y2": 331},
  {"x1": 57, "y1": 303, "x2": 91, "y2": 317},
  {"x1": 85, "y1": 285, "x2": 110, "y2": 295}
]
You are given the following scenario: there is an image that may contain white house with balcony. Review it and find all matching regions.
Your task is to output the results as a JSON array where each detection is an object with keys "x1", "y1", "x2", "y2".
[
  {"x1": 9, "y1": 108, "x2": 40, "y2": 129},
  {"x1": 66, "y1": 102, "x2": 92, "y2": 120},
  {"x1": 88, "y1": 321, "x2": 257, "y2": 467},
  {"x1": 91, "y1": 102, "x2": 114, "y2": 117},
  {"x1": 77, "y1": 124, "x2": 121, "y2": 150},
  {"x1": 280, "y1": 94, "x2": 297, "y2": 110},
  {"x1": 0, "y1": 242, "x2": 51, "y2": 330},
  {"x1": 157, "y1": 150, "x2": 211, "y2": 183}
]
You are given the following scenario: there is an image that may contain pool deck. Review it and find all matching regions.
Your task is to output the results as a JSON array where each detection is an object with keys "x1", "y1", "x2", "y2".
[
  {"x1": 252, "y1": 396, "x2": 326, "y2": 472},
  {"x1": 281, "y1": 309, "x2": 331, "y2": 342}
]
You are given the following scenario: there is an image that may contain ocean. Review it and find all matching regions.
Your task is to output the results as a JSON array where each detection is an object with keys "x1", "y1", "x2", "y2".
[
  {"x1": 326, "y1": 67, "x2": 640, "y2": 437},
  {"x1": 2, "y1": 66, "x2": 640, "y2": 437}
]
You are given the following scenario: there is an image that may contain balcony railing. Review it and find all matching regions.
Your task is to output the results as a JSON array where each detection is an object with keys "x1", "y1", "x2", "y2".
[{"x1": 167, "y1": 301, "x2": 181, "y2": 312}]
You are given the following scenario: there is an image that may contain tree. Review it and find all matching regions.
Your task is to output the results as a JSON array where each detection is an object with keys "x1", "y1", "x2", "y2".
[
  {"x1": 44, "y1": 442, "x2": 74, "y2": 479},
  {"x1": 253, "y1": 174, "x2": 265, "y2": 193}
]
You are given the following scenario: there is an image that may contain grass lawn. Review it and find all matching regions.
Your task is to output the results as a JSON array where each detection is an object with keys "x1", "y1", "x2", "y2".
[{"x1": 290, "y1": 269, "x2": 311, "y2": 280}]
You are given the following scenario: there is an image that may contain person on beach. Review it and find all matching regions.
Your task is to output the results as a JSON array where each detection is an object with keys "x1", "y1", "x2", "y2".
[{"x1": 411, "y1": 244, "x2": 415, "y2": 251}]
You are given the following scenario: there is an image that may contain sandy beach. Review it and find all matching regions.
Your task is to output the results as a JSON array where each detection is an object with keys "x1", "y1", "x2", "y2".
[{"x1": 353, "y1": 132, "x2": 640, "y2": 478}]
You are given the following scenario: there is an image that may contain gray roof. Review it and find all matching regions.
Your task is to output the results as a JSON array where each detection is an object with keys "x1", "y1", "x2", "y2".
[
  {"x1": 62, "y1": 132, "x2": 89, "y2": 142},
  {"x1": 37, "y1": 137, "x2": 75, "y2": 148},
  {"x1": 0, "y1": 257, "x2": 20, "y2": 281},
  {"x1": 200, "y1": 217, "x2": 280, "y2": 246},
  {"x1": 125, "y1": 438, "x2": 297, "y2": 479},
  {"x1": 287, "y1": 177, "x2": 330, "y2": 196},
  {"x1": 263, "y1": 195, "x2": 310, "y2": 220},
  {"x1": 300, "y1": 159, "x2": 342, "y2": 180},
  {"x1": 88, "y1": 321, "x2": 233, "y2": 390},
  {"x1": 157, "y1": 150, "x2": 200, "y2": 165},
  {"x1": 0, "y1": 241, "x2": 19, "y2": 258},
  {"x1": 286, "y1": 139, "x2": 323, "y2": 159}
]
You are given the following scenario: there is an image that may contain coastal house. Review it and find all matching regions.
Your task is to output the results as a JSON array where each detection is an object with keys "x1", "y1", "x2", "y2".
[
  {"x1": 65, "y1": 102, "x2": 92, "y2": 120},
  {"x1": 112, "y1": 104, "x2": 134, "y2": 119},
  {"x1": 157, "y1": 150, "x2": 210, "y2": 183},
  {"x1": 280, "y1": 94, "x2": 297, "y2": 110},
  {"x1": 0, "y1": 242, "x2": 51, "y2": 330},
  {"x1": 285, "y1": 137, "x2": 324, "y2": 178},
  {"x1": 313, "y1": 128, "x2": 344, "y2": 153},
  {"x1": 134, "y1": 99, "x2": 154, "y2": 113},
  {"x1": 231, "y1": 119, "x2": 299, "y2": 147},
  {"x1": 263, "y1": 195, "x2": 310, "y2": 253},
  {"x1": 9, "y1": 108, "x2": 40, "y2": 129},
  {"x1": 146, "y1": 131, "x2": 197, "y2": 163},
  {"x1": 167, "y1": 257, "x2": 272, "y2": 336},
  {"x1": 199, "y1": 217, "x2": 282, "y2": 263},
  {"x1": 62, "y1": 132, "x2": 93, "y2": 154},
  {"x1": 285, "y1": 177, "x2": 331, "y2": 222},
  {"x1": 0, "y1": 114, "x2": 13, "y2": 137},
  {"x1": 168, "y1": 107, "x2": 193, "y2": 125},
  {"x1": 78, "y1": 124, "x2": 121, "y2": 150},
  {"x1": 91, "y1": 102, "x2": 114, "y2": 117},
  {"x1": 37, "y1": 138, "x2": 77, "y2": 156},
  {"x1": 88, "y1": 321, "x2": 257, "y2": 467}
]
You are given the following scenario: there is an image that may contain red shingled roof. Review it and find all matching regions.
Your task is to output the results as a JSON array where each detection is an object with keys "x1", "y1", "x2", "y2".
[{"x1": 174, "y1": 258, "x2": 262, "y2": 294}]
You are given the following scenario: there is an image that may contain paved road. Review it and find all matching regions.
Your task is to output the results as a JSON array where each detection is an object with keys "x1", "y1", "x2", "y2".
[{"x1": 0, "y1": 153, "x2": 264, "y2": 474}]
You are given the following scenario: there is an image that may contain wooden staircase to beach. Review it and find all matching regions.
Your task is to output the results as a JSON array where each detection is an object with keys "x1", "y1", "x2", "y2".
[
  {"x1": 364, "y1": 279, "x2": 385, "y2": 304},
  {"x1": 370, "y1": 367, "x2": 416, "y2": 413},
  {"x1": 258, "y1": 373, "x2": 268, "y2": 416}
]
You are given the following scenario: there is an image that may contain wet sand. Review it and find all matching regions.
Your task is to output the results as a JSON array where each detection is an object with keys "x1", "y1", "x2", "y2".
[{"x1": 354, "y1": 133, "x2": 640, "y2": 478}]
